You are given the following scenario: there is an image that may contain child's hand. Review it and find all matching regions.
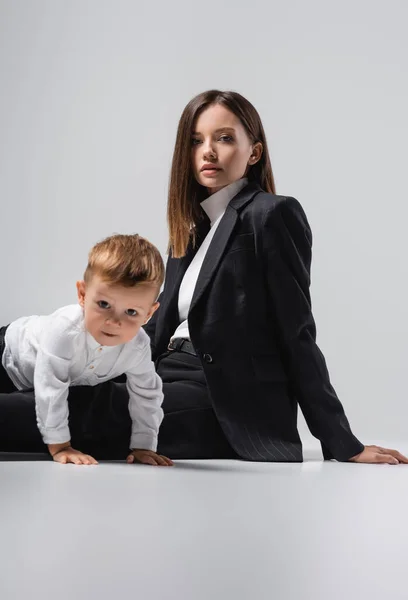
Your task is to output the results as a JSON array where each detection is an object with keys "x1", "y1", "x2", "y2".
[
  {"x1": 126, "y1": 449, "x2": 174, "y2": 466},
  {"x1": 51, "y1": 445, "x2": 98, "y2": 465}
]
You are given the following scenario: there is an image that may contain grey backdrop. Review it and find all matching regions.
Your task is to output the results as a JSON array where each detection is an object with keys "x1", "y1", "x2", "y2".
[{"x1": 0, "y1": 0, "x2": 407, "y2": 442}]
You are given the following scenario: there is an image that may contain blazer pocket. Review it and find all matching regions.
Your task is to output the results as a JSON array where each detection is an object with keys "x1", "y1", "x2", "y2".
[
  {"x1": 225, "y1": 233, "x2": 254, "y2": 255},
  {"x1": 252, "y1": 353, "x2": 288, "y2": 382}
]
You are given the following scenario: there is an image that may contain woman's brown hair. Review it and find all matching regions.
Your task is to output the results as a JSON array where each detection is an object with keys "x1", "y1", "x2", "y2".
[{"x1": 168, "y1": 90, "x2": 276, "y2": 257}]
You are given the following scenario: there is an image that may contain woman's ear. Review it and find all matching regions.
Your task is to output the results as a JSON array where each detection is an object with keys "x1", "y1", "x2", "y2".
[
  {"x1": 248, "y1": 142, "x2": 263, "y2": 166},
  {"x1": 76, "y1": 280, "x2": 86, "y2": 307}
]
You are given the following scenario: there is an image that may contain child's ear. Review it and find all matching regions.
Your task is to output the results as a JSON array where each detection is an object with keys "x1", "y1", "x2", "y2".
[
  {"x1": 76, "y1": 281, "x2": 86, "y2": 307},
  {"x1": 145, "y1": 301, "x2": 160, "y2": 323}
]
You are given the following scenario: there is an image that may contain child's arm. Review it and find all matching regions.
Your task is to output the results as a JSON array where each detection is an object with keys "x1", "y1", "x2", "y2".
[
  {"x1": 34, "y1": 347, "x2": 72, "y2": 446},
  {"x1": 34, "y1": 320, "x2": 97, "y2": 464},
  {"x1": 125, "y1": 339, "x2": 173, "y2": 466}
]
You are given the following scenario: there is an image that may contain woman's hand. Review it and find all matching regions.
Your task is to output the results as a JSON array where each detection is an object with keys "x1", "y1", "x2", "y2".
[
  {"x1": 349, "y1": 445, "x2": 408, "y2": 464},
  {"x1": 127, "y1": 449, "x2": 174, "y2": 466},
  {"x1": 49, "y1": 443, "x2": 98, "y2": 465}
]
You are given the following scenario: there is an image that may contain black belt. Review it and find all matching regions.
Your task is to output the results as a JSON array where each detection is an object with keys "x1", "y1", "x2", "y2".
[{"x1": 168, "y1": 338, "x2": 197, "y2": 356}]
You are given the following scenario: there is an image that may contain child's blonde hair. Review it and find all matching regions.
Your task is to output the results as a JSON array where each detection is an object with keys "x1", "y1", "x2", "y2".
[{"x1": 84, "y1": 234, "x2": 164, "y2": 291}]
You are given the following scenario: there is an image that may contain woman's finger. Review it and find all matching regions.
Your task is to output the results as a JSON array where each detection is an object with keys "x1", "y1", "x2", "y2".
[
  {"x1": 374, "y1": 453, "x2": 399, "y2": 465},
  {"x1": 378, "y1": 448, "x2": 408, "y2": 463},
  {"x1": 160, "y1": 455, "x2": 174, "y2": 466},
  {"x1": 394, "y1": 453, "x2": 408, "y2": 464}
]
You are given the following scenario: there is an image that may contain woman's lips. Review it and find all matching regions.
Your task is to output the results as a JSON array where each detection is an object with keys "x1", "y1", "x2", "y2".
[{"x1": 201, "y1": 168, "x2": 222, "y2": 177}]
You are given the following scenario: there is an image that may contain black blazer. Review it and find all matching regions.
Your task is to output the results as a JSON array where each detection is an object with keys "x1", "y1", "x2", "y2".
[{"x1": 145, "y1": 182, "x2": 364, "y2": 462}]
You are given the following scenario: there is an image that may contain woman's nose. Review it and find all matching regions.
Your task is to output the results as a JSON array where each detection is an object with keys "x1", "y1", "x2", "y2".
[{"x1": 202, "y1": 140, "x2": 217, "y2": 160}]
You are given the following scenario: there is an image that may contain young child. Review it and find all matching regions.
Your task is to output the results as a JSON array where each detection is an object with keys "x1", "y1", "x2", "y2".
[{"x1": 0, "y1": 234, "x2": 173, "y2": 466}]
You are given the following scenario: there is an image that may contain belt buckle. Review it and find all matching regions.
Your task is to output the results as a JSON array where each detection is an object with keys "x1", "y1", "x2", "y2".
[
  {"x1": 168, "y1": 339, "x2": 180, "y2": 352},
  {"x1": 168, "y1": 338, "x2": 184, "y2": 352}
]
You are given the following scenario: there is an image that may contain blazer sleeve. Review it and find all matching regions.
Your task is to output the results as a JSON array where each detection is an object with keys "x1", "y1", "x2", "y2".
[{"x1": 261, "y1": 196, "x2": 364, "y2": 461}]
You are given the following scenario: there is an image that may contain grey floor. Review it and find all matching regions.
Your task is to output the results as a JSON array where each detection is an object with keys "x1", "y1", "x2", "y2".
[{"x1": 1, "y1": 442, "x2": 408, "y2": 600}]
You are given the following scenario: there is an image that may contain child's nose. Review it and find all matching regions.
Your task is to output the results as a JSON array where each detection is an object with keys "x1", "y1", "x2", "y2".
[{"x1": 106, "y1": 315, "x2": 121, "y2": 326}]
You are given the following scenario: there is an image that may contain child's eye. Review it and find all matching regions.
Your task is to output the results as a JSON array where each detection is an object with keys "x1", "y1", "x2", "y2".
[
  {"x1": 97, "y1": 301, "x2": 110, "y2": 309},
  {"x1": 125, "y1": 309, "x2": 138, "y2": 317}
]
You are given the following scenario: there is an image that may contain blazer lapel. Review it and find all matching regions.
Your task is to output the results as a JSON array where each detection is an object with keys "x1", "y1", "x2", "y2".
[
  {"x1": 158, "y1": 252, "x2": 191, "y2": 323},
  {"x1": 156, "y1": 216, "x2": 211, "y2": 346},
  {"x1": 189, "y1": 182, "x2": 261, "y2": 317}
]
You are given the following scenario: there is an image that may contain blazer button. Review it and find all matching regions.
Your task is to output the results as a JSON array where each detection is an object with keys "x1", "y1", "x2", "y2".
[{"x1": 203, "y1": 353, "x2": 213, "y2": 364}]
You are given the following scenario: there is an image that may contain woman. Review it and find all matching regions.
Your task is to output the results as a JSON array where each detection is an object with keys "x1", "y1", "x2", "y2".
[
  {"x1": 144, "y1": 89, "x2": 406, "y2": 464},
  {"x1": 0, "y1": 90, "x2": 406, "y2": 465}
]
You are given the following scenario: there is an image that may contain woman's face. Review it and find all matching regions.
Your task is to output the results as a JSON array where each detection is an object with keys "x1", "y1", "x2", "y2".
[{"x1": 191, "y1": 103, "x2": 262, "y2": 195}]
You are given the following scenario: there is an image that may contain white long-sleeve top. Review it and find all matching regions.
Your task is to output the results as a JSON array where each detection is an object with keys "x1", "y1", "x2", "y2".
[
  {"x1": 2, "y1": 304, "x2": 163, "y2": 449},
  {"x1": 172, "y1": 178, "x2": 248, "y2": 340}
]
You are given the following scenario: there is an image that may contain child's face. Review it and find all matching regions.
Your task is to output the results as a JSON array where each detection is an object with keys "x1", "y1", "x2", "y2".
[{"x1": 76, "y1": 275, "x2": 159, "y2": 346}]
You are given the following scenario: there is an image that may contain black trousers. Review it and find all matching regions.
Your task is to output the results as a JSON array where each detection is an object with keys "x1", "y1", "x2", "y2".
[
  {"x1": 155, "y1": 351, "x2": 238, "y2": 459},
  {"x1": 0, "y1": 326, "x2": 18, "y2": 394},
  {"x1": 0, "y1": 342, "x2": 238, "y2": 460}
]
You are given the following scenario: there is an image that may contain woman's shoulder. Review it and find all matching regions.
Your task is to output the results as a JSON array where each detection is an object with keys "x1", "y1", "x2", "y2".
[
  {"x1": 240, "y1": 188, "x2": 311, "y2": 240},
  {"x1": 248, "y1": 188, "x2": 305, "y2": 221}
]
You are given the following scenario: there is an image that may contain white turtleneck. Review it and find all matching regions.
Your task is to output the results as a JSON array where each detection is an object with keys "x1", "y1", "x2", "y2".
[{"x1": 172, "y1": 178, "x2": 248, "y2": 341}]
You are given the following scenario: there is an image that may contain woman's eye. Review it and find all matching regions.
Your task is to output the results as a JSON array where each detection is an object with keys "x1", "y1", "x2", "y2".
[
  {"x1": 125, "y1": 309, "x2": 138, "y2": 317},
  {"x1": 191, "y1": 138, "x2": 201, "y2": 145},
  {"x1": 219, "y1": 135, "x2": 233, "y2": 142},
  {"x1": 97, "y1": 301, "x2": 110, "y2": 309}
]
